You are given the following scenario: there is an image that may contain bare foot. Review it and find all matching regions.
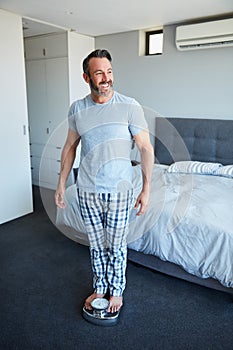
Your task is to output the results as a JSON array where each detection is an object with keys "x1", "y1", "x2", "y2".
[
  {"x1": 85, "y1": 293, "x2": 105, "y2": 310},
  {"x1": 107, "y1": 296, "x2": 123, "y2": 313}
]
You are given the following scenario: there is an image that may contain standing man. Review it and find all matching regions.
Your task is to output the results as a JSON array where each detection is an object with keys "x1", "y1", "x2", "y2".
[{"x1": 55, "y1": 49, "x2": 154, "y2": 313}]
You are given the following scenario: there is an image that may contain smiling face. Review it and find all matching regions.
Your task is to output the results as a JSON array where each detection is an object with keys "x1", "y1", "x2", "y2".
[{"x1": 83, "y1": 57, "x2": 114, "y2": 103}]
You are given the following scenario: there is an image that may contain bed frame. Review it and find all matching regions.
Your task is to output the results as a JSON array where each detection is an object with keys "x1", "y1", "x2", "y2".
[{"x1": 128, "y1": 117, "x2": 233, "y2": 295}]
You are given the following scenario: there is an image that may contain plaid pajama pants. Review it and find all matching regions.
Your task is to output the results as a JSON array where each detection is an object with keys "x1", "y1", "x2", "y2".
[{"x1": 78, "y1": 189, "x2": 133, "y2": 297}]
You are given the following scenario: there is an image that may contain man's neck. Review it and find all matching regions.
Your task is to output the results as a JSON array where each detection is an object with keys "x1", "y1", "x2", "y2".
[{"x1": 91, "y1": 90, "x2": 114, "y2": 104}]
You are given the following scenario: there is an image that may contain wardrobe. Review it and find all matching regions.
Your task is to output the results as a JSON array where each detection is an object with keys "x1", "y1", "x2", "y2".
[{"x1": 24, "y1": 31, "x2": 94, "y2": 189}]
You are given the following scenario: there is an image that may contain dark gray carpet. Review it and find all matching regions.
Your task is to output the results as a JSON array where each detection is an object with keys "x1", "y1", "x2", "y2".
[{"x1": 0, "y1": 187, "x2": 233, "y2": 350}]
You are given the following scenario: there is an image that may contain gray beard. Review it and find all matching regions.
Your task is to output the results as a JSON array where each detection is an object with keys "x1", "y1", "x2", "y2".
[{"x1": 90, "y1": 78, "x2": 113, "y2": 97}]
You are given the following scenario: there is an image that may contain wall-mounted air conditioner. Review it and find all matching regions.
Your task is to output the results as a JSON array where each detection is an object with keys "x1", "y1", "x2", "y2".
[{"x1": 176, "y1": 18, "x2": 233, "y2": 50}]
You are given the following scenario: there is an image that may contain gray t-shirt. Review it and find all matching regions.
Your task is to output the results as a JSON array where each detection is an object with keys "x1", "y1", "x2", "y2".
[{"x1": 68, "y1": 91, "x2": 147, "y2": 193}]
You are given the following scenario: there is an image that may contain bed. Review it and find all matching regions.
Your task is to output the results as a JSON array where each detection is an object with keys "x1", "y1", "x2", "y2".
[{"x1": 55, "y1": 117, "x2": 233, "y2": 295}]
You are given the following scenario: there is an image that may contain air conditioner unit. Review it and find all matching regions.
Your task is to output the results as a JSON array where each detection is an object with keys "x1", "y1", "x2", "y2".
[{"x1": 176, "y1": 18, "x2": 233, "y2": 50}]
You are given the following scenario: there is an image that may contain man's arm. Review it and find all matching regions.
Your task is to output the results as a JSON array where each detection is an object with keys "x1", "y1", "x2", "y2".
[
  {"x1": 55, "y1": 128, "x2": 80, "y2": 208},
  {"x1": 133, "y1": 129, "x2": 154, "y2": 216}
]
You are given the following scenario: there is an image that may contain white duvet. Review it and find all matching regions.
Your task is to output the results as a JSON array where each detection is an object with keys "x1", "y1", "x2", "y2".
[{"x1": 56, "y1": 164, "x2": 233, "y2": 288}]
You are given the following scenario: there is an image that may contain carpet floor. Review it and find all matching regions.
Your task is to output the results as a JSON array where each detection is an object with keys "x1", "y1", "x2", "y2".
[{"x1": 0, "y1": 187, "x2": 233, "y2": 350}]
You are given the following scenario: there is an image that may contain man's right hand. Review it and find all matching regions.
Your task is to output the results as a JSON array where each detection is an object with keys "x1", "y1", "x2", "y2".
[{"x1": 55, "y1": 186, "x2": 66, "y2": 209}]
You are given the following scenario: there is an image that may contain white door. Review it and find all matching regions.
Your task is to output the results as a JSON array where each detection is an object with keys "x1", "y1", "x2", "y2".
[
  {"x1": 26, "y1": 60, "x2": 48, "y2": 144},
  {"x1": 0, "y1": 10, "x2": 33, "y2": 223},
  {"x1": 46, "y1": 57, "x2": 70, "y2": 135}
]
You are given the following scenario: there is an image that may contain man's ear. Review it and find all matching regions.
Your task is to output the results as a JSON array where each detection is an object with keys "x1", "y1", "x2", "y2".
[{"x1": 83, "y1": 72, "x2": 90, "y2": 84}]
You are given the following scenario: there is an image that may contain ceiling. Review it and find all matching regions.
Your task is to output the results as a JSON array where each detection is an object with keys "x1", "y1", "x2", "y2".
[{"x1": 1, "y1": 0, "x2": 233, "y2": 37}]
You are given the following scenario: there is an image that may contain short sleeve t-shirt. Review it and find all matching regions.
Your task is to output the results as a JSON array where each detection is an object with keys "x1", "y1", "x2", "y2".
[{"x1": 68, "y1": 91, "x2": 148, "y2": 193}]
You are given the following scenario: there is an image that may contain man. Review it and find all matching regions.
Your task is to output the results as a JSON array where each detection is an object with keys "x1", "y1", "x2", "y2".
[{"x1": 55, "y1": 49, "x2": 154, "y2": 313}]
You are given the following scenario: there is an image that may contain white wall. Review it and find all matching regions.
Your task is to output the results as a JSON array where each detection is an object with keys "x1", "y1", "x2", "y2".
[
  {"x1": 67, "y1": 32, "x2": 95, "y2": 103},
  {"x1": 0, "y1": 9, "x2": 33, "y2": 223},
  {"x1": 96, "y1": 25, "x2": 233, "y2": 119}
]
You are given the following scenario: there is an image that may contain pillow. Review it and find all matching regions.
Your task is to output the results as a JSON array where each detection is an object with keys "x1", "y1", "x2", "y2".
[
  {"x1": 214, "y1": 165, "x2": 233, "y2": 178},
  {"x1": 167, "y1": 161, "x2": 222, "y2": 175}
]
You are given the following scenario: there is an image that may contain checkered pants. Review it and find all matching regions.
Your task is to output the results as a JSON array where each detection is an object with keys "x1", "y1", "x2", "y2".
[{"x1": 78, "y1": 190, "x2": 133, "y2": 297}]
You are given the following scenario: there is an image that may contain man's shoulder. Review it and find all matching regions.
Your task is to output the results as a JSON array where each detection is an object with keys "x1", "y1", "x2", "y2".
[
  {"x1": 69, "y1": 95, "x2": 92, "y2": 114},
  {"x1": 113, "y1": 91, "x2": 140, "y2": 106},
  {"x1": 72, "y1": 94, "x2": 91, "y2": 107}
]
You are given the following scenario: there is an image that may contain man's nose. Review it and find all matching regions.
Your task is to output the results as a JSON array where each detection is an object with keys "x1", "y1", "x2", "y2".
[{"x1": 102, "y1": 72, "x2": 108, "y2": 81}]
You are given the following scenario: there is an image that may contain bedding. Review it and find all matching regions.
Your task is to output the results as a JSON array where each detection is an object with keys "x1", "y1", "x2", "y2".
[
  {"x1": 56, "y1": 163, "x2": 233, "y2": 290},
  {"x1": 167, "y1": 161, "x2": 222, "y2": 174},
  {"x1": 128, "y1": 164, "x2": 233, "y2": 289},
  {"x1": 214, "y1": 165, "x2": 233, "y2": 178}
]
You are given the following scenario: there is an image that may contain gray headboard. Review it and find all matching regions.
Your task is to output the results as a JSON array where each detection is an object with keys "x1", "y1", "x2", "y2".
[{"x1": 154, "y1": 118, "x2": 233, "y2": 166}]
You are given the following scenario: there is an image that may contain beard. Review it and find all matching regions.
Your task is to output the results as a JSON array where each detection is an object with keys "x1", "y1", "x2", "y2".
[{"x1": 90, "y1": 78, "x2": 113, "y2": 97}]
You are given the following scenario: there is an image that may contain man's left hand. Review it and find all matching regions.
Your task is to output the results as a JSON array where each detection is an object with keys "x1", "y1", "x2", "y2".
[{"x1": 134, "y1": 191, "x2": 150, "y2": 216}]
